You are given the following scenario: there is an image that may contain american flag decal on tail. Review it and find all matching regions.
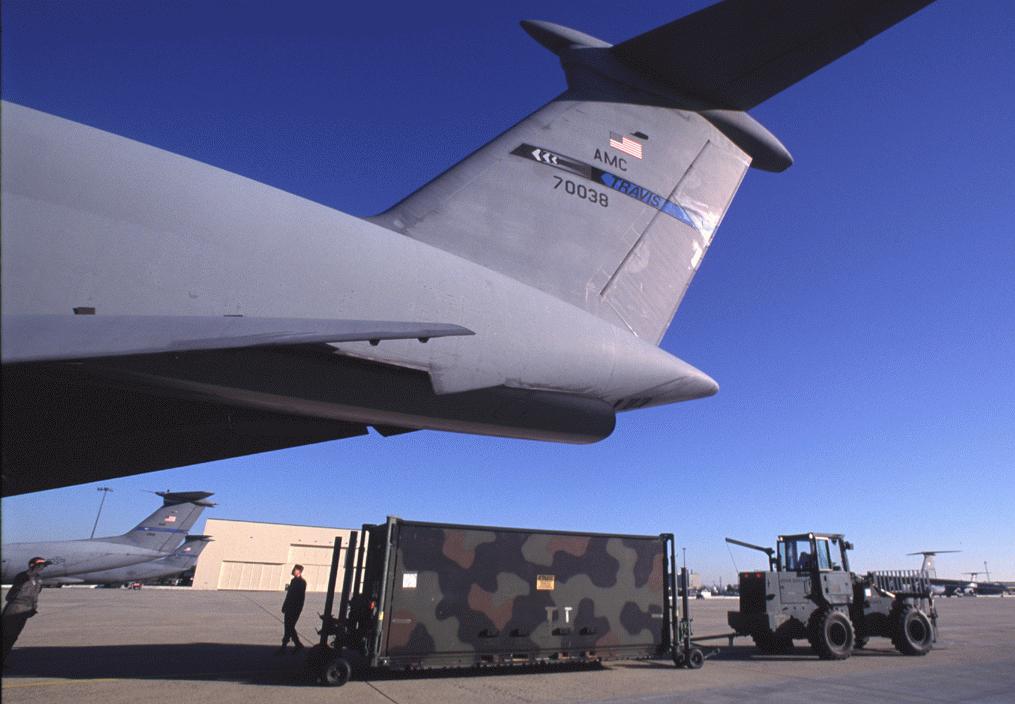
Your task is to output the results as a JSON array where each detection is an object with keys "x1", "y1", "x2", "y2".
[{"x1": 609, "y1": 132, "x2": 644, "y2": 159}]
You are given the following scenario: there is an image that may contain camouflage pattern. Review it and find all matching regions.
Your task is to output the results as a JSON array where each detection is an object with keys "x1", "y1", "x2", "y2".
[{"x1": 357, "y1": 519, "x2": 670, "y2": 668}]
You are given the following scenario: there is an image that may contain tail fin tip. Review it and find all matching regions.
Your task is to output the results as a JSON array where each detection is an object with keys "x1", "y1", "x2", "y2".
[{"x1": 520, "y1": 20, "x2": 611, "y2": 55}]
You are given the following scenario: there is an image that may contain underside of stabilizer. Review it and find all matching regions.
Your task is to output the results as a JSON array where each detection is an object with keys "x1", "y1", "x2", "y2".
[{"x1": 520, "y1": 19, "x2": 793, "y2": 173}]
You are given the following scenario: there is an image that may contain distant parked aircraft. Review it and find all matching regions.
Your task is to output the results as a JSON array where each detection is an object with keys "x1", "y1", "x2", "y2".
[
  {"x1": 43, "y1": 535, "x2": 212, "y2": 586},
  {"x1": 1, "y1": 491, "x2": 213, "y2": 582},
  {"x1": 909, "y1": 550, "x2": 1007, "y2": 597}
]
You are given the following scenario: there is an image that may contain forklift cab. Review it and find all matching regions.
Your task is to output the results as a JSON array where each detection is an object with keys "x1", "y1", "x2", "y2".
[{"x1": 777, "y1": 533, "x2": 852, "y2": 574}]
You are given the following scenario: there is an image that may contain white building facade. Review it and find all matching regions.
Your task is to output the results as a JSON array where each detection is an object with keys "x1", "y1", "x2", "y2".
[{"x1": 192, "y1": 518, "x2": 358, "y2": 592}]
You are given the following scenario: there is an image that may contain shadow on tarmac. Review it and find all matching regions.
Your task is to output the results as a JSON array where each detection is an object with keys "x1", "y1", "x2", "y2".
[
  {"x1": 709, "y1": 644, "x2": 906, "y2": 662},
  {"x1": 3, "y1": 643, "x2": 305, "y2": 685},
  {"x1": 3, "y1": 643, "x2": 610, "y2": 686},
  {"x1": 2, "y1": 643, "x2": 908, "y2": 686},
  {"x1": 357, "y1": 659, "x2": 606, "y2": 684},
  {"x1": 607, "y1": 644, "x2": 907, "y2": 668}
]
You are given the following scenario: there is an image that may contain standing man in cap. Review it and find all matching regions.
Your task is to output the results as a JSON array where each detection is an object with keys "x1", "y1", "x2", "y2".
[
  {"x1": 277, "y1": 564, "x2": 307, "y2": 653},
  {"x1": 3, "y1": 557, "x2": 50, "y2": 665}
]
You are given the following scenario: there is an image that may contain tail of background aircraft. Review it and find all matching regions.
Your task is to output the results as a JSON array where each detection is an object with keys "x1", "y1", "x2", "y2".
[
  {"x1": 370, "y1": 1, "x2": 932, "y2": 344},
  {"x1": 173, "y1": 534, "x2": 212, "y2": 560},
  {"x1": 105, "y1": 491, "x2": 215, "y2": 552},
  {"x1": 908, "y1": 550, "x2": 961, "y2": 578}
]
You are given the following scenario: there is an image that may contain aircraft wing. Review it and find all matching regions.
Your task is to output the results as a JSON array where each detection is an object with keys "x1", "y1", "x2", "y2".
[
  {"x1": 1, "y1": 317, "x2": 472, "y2": 495},
  {"x1": 611, "y1": 0, "x2": 935, "y2": 110},
  {"x1": 1, "y1": 315, "x2": 472, "y2": 363},
  {"x1": 2, "y1": 359, "x2": 372, "y2": 496}
]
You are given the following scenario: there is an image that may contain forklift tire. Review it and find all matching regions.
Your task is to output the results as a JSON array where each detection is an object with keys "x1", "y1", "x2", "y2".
[
  {"x1": 891, "y1": 606, "x2": 934, "y2": 656},
  {"x1": 672, "y1": 650, "x2": 686, "y2": 668},
  {"x1": 808, "y1": 608, "x2": 854, "y2": 660},
  {"x1": 687, "y1": 648, "x2": 705, "y2": 669},
  {"x1": 752, "y1": 630, "x2": 794, "y2": 654},
  {"x1": 852, "y1": 621, "x2": 869, "y2": 649},
  {"x1": 303, "y1": 645, "x2": 327, "y2": 683},
  {"x1": 321, "y1": 656, "x2": 352, "y2": 686}
]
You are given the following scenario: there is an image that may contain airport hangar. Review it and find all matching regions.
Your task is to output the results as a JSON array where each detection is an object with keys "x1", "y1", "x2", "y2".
[{"x1": 190, "y1": 518, "x2": 357, "y2": 592}]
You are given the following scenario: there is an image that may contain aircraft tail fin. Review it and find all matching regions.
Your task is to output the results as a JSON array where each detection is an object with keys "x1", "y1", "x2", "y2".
[
  {"x1": 369, "y1": 2, "x2": 934, "y2": 344},
  {"x1": 369, "y1": 72, "x2": 749, "y2": 343},
  {"x1": 106, "y1": 491, "x2": 215, "y2": 552},
  {"x1": 172, "y1": 535, "x2": 213, "y2": 560},
  {"x1": 907, "y1": 549, "x2": 961, "y2": 578}
]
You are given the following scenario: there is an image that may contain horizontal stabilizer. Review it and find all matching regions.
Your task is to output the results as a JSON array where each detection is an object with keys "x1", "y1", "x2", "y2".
[
  {"x1": 1, "y1": 315, "x2": 474, "y2": 363},
  {"x1": 157, "y1": 491, "x2": 216, "y2": 507},
  {"x1": 611, "y1": 0, "x2": 936, "y2": 110}
]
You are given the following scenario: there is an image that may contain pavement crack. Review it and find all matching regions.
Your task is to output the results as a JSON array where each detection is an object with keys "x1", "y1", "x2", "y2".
[{"x1": 364, "y1": 680, "x2": 403, "y2": 704}]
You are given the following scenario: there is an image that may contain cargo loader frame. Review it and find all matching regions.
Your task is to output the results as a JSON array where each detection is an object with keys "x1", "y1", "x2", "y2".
[{"x1": 309, "y1": 517, "x2": 706, "y2": 686}]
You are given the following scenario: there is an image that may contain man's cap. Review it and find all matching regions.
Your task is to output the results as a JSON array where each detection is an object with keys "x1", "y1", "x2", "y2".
[
  {"x1": 29, "y1": 556, "x2": 51, "y2": 567},
  {"x1": 293, "y1": 564, "x2": 304, "y2": 572}
]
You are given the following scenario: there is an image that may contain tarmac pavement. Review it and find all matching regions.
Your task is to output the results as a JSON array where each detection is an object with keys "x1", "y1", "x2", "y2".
[{"x1": 2, "y1": 589, "x2": 1013, "y2": 704}]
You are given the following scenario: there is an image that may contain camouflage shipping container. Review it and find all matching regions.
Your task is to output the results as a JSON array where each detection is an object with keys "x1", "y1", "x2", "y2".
[{"x1": 313, "y1": 516, "x2": 702, "y2": 685}]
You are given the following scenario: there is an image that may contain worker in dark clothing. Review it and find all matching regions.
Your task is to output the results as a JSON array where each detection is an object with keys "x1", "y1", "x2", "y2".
[
  {"x1": 3, "y1": 557, "x2": 50, "y2": 665},
  {"x1": 277, "y1": 564, "x2": 307, "y2": 653}
]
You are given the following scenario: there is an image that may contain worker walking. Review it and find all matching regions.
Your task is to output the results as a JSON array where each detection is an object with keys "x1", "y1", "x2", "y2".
[
  {"x1": 3, "y1": 557, "x2": 50, "y2": 665},
  {"x1": 277, "y1": 564, "x2": 307, "y2": 653}
]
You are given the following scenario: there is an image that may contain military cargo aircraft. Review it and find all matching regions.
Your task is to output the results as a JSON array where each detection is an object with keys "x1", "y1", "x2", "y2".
[
  {"x1": 910, "y1": 551, "x2": 1009, "y2": 597},
  {"x1": 1, "y1": 491, "x2": 213, "y2": 581},
  {"x1": 1, "y1": 1, "x2": 938, "y2": 495},
  {"x1": 42, "y1": 535, "x2": 213, "y2": 587}
]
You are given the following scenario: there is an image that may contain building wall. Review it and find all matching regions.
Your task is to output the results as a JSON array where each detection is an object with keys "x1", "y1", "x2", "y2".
[{"x1": 192, "y1": 518, "x2": 359, "y2": 592}]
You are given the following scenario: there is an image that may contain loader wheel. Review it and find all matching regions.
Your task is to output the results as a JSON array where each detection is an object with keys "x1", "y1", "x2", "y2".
[
  {"x1": 891, "y1": 606, "x2": 934, "y2": 656},
  {"x1": 687, "y1": 648, "x2": 705, "y2": 669},
  {"x1": 321, "y1": 656, "x2": 352, "y2": 686},
  {"x1": 808, "y1": 608, "x2": 854, "y2": 660},
  {"x1": 752, "y1": 630, "x2": 794, "y2": 654},
  {"x1": 852, "y1": 621, "x2": 869, "y2": 649},
  {"x1": 303, "y1": 645, "x2": 327, "y2": 683}
]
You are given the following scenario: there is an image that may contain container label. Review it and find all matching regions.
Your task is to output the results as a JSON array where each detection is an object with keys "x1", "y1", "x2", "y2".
[
  {"x1": 402, "y1": 572, "x2": 418, "y2": 589},
  {"x1": 536, "y1": 574, "x2": 556, "y2": 591}
]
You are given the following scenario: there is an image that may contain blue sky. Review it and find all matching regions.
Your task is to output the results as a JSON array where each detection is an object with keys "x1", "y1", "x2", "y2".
[{"x1": 3, "y1": 1, "x2": 1013, "y2": 584}]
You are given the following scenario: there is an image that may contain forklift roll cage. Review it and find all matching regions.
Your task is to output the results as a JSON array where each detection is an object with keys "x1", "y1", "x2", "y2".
[
  {"x1": 725, "y1": 533, "x2": 854, "y2": 575},
  {"x1": 776, "y1": 533, "x2": 853, "y2": 574}
]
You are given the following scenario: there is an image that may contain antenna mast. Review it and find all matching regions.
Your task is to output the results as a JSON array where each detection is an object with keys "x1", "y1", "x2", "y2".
[{"x1": 90, "y1": 486, "x2": 113, "y2": 538}]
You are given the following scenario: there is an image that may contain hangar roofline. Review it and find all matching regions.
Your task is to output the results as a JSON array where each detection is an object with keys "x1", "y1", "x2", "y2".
[{"x1": 206, "y1": 517, "x2": 357, "y2": 531}]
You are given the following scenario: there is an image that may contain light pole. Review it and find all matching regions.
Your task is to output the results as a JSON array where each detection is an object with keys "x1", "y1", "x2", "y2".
[{"x1": 90, "y1": 487, "x2": 113, "y2": 538}]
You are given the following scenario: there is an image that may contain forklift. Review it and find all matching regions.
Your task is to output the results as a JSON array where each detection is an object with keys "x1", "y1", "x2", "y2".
[{"x1": 726, "y1": 532, "x2": 937, "y2": 659}]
